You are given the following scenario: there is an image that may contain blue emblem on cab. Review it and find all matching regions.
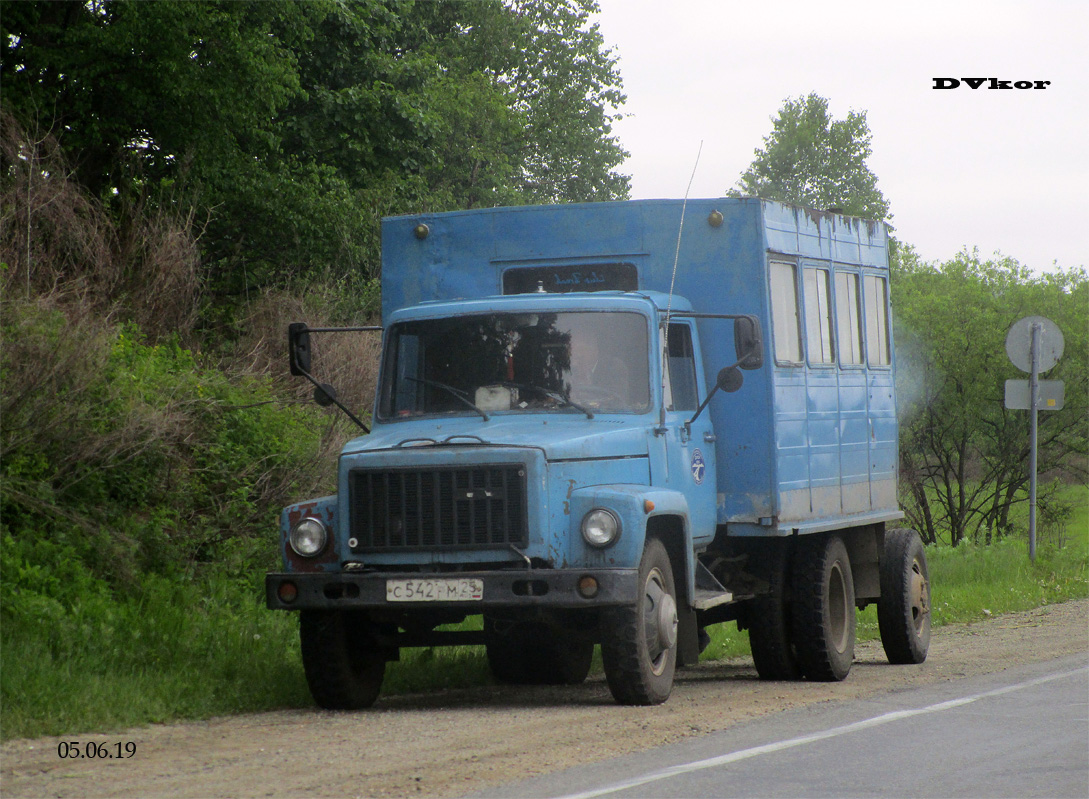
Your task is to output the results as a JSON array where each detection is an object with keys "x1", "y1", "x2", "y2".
[{"x1": 691, "y1": 449, "x2": 705, "y2": 485}]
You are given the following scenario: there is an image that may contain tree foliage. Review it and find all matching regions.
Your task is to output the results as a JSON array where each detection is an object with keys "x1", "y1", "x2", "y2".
[
  {"x1": 2, "y1": 0, "x2": 629, "y2": 297},
  {"x1": 728, "y1": 92, "x2": 890, "y2": 221},
  {"x1": 892, "y1": 248, "x2": 1087, "y2": 545}
]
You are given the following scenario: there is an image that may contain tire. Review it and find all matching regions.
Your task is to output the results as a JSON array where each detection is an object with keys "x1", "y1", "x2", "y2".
[
  {"x1": 600, "y1": 538, "x2": 678, "y2": 705},
  {"x1": 791, "y1": 534, "x2": 856, "y2": 682},
  {"x1": 746, "y1": 545, "x2": 802, "y2": 680},
  {"x1": 300, "y1": 610, "x2": 387, "y2": 710},
  {"x1": 484, "y1": 618, "x2": 594, "y2": 685},
  {"x1": 878, "y1": 528, "x2": 931, "y2": 665}
]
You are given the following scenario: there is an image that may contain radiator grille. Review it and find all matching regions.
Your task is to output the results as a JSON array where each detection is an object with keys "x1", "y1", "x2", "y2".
[{"x1": 348, "y1": 465, "x2": 528, "y2": 552}]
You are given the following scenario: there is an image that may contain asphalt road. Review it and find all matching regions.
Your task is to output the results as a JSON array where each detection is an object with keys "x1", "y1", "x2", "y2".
[{"x1": 473, "y1": 654, "x2": 1089, "y2": 799}]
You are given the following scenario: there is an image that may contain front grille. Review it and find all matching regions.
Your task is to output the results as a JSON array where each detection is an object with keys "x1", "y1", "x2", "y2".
[{"x1": 348, "y1": 465, "x2": 528, "y2": 552}]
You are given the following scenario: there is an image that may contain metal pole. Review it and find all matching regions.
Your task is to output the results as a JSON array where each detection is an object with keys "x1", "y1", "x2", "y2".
[{"x1": 1029, "y1": 322, "x2": 1041, "y2": 563}]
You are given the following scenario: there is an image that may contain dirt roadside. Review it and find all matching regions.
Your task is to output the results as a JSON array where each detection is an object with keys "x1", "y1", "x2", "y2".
[{"x1": 3, "y1": 600, "x2": 1087, "y2": 799}]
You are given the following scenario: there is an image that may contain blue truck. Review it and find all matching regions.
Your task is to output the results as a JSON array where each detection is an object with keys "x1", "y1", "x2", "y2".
[{"x1": 265, "y1": 197, "x2": 932, "y2": 708}]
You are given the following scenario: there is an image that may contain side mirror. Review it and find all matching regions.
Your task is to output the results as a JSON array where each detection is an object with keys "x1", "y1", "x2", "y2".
[
  {"x1": 288, "y1": 322, "x2": 312, "y2": 376},
  {"x1": 717, "y1": 365, "x2": 744, "y2": 393},
  {"x1": 734, "y1": 316, "x2": 763, "y2": 370}
]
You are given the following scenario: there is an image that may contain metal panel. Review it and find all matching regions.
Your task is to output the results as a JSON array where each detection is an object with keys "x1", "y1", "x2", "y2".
[
  {"x1": 348, "y1": 465, "x2": 528, "y2": 553},
  {"x1": 775, "y1": 372, "x2": 810, "y2": 506},
  {"x1": 807, "y1": 370, "x2": 842, "y2": 516}
]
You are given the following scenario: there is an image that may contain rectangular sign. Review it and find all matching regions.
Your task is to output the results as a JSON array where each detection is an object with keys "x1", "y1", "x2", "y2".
[
  {"x1": 1004, "y1": 379, "x2": 1065, "y2": 410},
  {"x1": 502, "y1": 263, "x2": 639, "y2": 295},
  {"x1": 386, "y1": 578, "x2": 484, "y2": 603}
]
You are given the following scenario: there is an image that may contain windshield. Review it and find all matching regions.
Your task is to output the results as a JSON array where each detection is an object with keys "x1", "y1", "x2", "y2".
[{"x1": 378, "y1": 311, "x2": 650, "y2": 419}]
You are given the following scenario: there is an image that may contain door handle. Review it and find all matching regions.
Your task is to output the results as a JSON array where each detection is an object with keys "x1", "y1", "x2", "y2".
[{"x1": 703, "y1": 433, "x2": 717, "y2": 443}]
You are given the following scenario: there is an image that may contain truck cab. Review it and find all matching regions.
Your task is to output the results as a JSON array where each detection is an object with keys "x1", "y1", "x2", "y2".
[{"x1": 266, "y1": 198, "x2": 932, "y2": 708}]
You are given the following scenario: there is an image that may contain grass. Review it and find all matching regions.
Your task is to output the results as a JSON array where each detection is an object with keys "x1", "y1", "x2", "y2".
[
  {"x1": 2, "y1": 486, "x2": 1085, "y2": 741},
  {"x1": 0, "y1": 572, "x2": 312, "y2": 740}
]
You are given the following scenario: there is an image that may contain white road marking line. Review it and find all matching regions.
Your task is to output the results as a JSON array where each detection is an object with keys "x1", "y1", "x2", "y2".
[{"x1": 554, "y1": 667, "x2": 1088, "y2": 799}]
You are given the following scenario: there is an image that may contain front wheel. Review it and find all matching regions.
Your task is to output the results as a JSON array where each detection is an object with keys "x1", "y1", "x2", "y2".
[
  {"x1": 300, "y1": 610, "x2": 387, "y2": 710},
  {"x1": 601, "y1": 538, "x2": 678, "y2": 705},
  {"x1": 878, "y1": 528, "x2": 931, "y2": 664},
  {"x1": 791, "y1": 534, "x2": 856, "y2": 681}
]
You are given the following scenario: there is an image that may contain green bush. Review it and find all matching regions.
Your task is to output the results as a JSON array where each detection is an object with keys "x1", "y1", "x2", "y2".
[
  {"x1": 0, "y1": 302, "x2": 333, "y2": 738},
  {"x1": 1, "y1": 305, "x2": 330, "y2": 583}
]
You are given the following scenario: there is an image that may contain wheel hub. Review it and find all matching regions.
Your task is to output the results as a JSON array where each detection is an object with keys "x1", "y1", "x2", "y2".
[
  {"x1": 909, "y1": 559, "x2": 930, "y2": 630},
  {"x1": 657, "y1": 592, "x2": 678, "y2": 650},
  {"x1": 828, "y1": 562, "x2": 849, "y2": 653},
  {"x1": 642, "y1": 568, "x2": 678, "y2": 669}
]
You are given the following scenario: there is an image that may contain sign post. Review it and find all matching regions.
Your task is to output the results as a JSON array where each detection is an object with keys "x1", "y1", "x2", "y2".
[{"x1": 1004, "y1": 316, "x2": 1064, "y2": 562}]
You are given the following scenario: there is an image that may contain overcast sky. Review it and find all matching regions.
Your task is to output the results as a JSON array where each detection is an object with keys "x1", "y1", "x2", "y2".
[{"x1": 592, "y1": 0, "x2": 1088, "y2": 273}]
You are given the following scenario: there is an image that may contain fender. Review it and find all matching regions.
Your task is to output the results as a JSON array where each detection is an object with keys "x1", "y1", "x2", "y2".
[
  {"x1": 566, "y1": 484, "x2": 697, "y2": 606},
  {"x1": 280, "y1": 494, "x2": 339, "y2": 573}
]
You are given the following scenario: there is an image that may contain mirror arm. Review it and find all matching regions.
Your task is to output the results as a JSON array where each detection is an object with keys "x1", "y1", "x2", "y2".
[
  {"x1": 289, "y1": 323, "x2": 379, "y2": 434},
  {"x1": 295, "y1": 365, "x2": 370, "y2": 433},
  {"x1": 683, "y1": 347, "x2": 755, "y2": 431},
  {"x1": 685, "y1": 384, "x2": 720, "y2": 432}
]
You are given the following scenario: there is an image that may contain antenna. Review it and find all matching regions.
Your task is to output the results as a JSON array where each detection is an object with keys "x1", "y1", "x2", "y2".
[
  {"x1": 660, "y1": 141, "x2": 703, "y2": 432},
  {"x1": 666, "y1": 140, "x2": 703, "y2": 325}
]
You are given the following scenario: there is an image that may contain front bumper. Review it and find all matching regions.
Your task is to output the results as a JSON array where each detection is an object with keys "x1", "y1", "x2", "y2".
[{"x1": 265, "y1": 568, "x2": 640, "y2": 611}]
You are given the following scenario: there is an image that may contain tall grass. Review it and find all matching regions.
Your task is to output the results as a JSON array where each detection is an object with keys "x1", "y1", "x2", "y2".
[
  {"x1": 0, "y1": 572, "x2": 310, "y2": 739},
  {"x1": 925, "y1": 483, "x2": 1088, "y2": 625}
]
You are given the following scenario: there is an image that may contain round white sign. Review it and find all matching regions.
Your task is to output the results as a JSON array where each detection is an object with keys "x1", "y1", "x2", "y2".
[{"x1": 1005, "y1": 316, "x2": 1064, "y2": 374}]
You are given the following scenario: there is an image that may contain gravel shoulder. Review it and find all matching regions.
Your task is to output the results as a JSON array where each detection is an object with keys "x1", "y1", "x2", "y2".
[{"x1": 3, "y1": 600, "x2": 1087, "y2": 799}]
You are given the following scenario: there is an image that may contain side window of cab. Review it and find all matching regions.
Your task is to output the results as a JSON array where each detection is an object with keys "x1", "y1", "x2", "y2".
[{"x1": 665, "y1": 323, "x2": 698, "y2": 411}]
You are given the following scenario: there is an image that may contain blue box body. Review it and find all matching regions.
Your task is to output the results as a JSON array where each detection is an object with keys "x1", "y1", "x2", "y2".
[{"x1": 378, "y1": 198, "x2": 898, "y2": 539}]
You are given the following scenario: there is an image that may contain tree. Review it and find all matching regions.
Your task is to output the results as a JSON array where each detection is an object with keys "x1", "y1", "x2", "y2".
[
  {"x1": 499, "y1": 0, "x2": 629, "y2": 203},
  {"x1": 2, "y1": 0, "x2": 630, "y2": 301},
  {"x1": 1, "y1": 0, "x2": 339, "y2": 297},
  {"x1": 892, "y1": 248, "x2": 1087, "y2": 546},
  {"x1": 729, "y1": 93, "x2": 890, "y2": 221},
  {"x1": 1, "y1": 1, "x2": 311, "y2": 201}
]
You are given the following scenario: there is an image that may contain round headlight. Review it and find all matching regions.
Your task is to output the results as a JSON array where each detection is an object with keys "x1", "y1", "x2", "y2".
[
  {"x1": 581, "y1": 509, "x2": 620, "y2": 548},
  {"x1": 289, "y1": 517, "x2": 328, "y2": 557}
]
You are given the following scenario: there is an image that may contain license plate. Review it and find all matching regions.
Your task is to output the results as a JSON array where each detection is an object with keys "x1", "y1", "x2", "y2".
[{"x1": 385, "y1": 578, "x2": 484, "y2": 602}]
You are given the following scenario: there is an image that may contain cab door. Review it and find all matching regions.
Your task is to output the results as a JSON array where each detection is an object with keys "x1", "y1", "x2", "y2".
[{"x1": 660, "y1": 321, "x2": 718, "y2": 544}]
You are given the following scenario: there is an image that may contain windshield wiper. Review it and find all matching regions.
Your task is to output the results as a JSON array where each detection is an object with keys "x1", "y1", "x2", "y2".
[
  {"x1": 406, "y1": 377, "x2": 489, "y2": 421},
  {"x1": 505, "y1": 382, "x2": 594, "y2": 419}
]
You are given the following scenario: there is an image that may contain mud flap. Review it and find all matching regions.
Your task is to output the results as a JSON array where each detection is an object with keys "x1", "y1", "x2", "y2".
[{"x1": 676, "y1": 606, "x2": 701, "y2": 667}]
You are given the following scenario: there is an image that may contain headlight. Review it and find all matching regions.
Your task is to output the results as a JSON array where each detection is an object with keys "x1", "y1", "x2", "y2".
[
  {"x1": 289, "y1": 517, "x2": 328, "y2": 557},
  {"x1": 581, "y1": 509, "x2": 620, "y2": 548}
]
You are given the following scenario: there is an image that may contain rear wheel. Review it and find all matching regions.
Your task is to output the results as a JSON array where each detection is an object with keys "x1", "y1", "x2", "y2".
[
  {"x1": 300, "y1": 610, "x2": 387, "y2": 709},
  {"x1": 484, "y1": 617, "x2": 594, "y2": 685},
  {"x1": 601, "y1": 538, "x2": 678, "y2": 705},
  {"x1": 746, "y1": 545, "x2": 801, "y2": 680},
  {"x1": 878, "y1": 528, "x2": 931, "y2": 664},
  {"x1": 791, "y1": 534, "x2": 856, "y2": 681}
]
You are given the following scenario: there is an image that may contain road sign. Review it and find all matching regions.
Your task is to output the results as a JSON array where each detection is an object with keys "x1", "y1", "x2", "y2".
[
  {"x1": 1004, "y1": 380, "x2": 1065, "y2": 410},
  {"x1": 1005, "y1": 316, "x2": 1064, "y2": 373},
  {"x1": 1004, "y1": 315, "x2": 1065, "y2": 564}
]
